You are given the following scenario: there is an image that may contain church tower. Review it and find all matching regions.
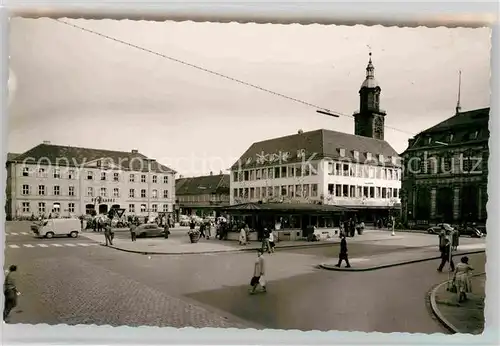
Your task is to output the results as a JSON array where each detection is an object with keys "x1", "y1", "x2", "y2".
[{"x1": 354, "y1": 53, "x2": 387, "y2": 140}]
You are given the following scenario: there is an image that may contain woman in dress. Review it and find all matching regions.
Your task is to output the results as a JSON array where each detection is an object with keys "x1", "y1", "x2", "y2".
[
  {"x1": 453, "y1": 256, "x2": 474, "y2": 302},
  {"x1": 239, "y1": 225, "x2": 247, "y2": 245}
]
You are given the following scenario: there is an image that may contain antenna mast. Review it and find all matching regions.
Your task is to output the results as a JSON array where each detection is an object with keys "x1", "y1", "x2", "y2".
[{"x1": 455, "y1": 70, "x2": 462, "y2": 114}]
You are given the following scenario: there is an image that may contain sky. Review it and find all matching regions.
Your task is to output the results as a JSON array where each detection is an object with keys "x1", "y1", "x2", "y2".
[{"x1": 8, "y1": 18, "x2": 491, "y2": 177}]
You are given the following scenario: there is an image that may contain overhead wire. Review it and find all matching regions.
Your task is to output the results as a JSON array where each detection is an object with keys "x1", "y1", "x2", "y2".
[{"x1": 53, "y1": 18, "x2": 416, "y2": 136}]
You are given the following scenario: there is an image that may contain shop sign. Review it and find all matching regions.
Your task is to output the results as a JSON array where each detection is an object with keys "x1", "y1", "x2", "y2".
[{"x1": 90, "y1": 197, "x2": 116, "y2": 204}]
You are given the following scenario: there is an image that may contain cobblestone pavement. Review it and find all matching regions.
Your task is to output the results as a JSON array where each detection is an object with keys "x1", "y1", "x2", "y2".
[{"x1": 433, "y1": 273, "x2": 485, "y2": 334}]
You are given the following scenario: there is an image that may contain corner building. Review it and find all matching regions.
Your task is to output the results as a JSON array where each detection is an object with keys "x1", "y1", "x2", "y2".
[
  {"x1": 5, "y1": 142, "x2": 176, "y2": 219},
  {"x1": 229, "y1": 54, "x2": 402, "y2": 224}
]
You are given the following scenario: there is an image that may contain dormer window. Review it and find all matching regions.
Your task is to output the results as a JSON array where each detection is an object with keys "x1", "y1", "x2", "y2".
[
  {"x1": 366, "y1": 152, "x2": 372, "y2": 160},
  {"x1": 447, "y1": 133, "x2": 454, "y2": 142},
  {"x1": 469, "y1": 131, "x2": 479, "y2": 140},
  {"x1": 353, "y1": 150, "x2": 359, "y2": 161},
  {"x1": 378, "y1": 154, "x2": 384, "y2": 162},
  {"x1": 339, "y1": 148, "x2": 346, "y2": 157},
  {"x1": 427, "y1": 137, "x2": 432, "y2": 145}
]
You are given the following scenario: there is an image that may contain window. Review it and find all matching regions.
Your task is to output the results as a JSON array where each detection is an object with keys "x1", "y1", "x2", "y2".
[
  {"x1": 53, "y1": 186, "x2": 60, "y2": 196},
  {"x1": 469, "y1": 131, "x2": 479, "y2": 140},
  {"x1": 113, "y1": 188, "x2": 120, "y2": 198},
  {"x1": 328, "y1": 162, "x2": 334, "y2": 175},
  {"x1": 129, "y1": 174, "x2": 135, "y2": 182},
  {"x1": 87, "y1": 171, "x2": 93, "y2": 180},
  {"x1": 268, "y1": 168, "x2": 274, "y2": 179},
  {"x1": 163, "y1": 176, "x2": 169, "y2": 184},
  {"x1": 52, "y1": 203, "x2": 61, "y2": 213},
  {"x1": 262, "y1": 169, "x2": 268, "y2": 179},
  {"x1": 288, "y1": 166, "x2": 295, "y2": 177},
  {"x1": 382, "y1": 187, "x2": 387, "y2": 198},
  {"x1": 393, "y1": 189, "x2": 399, "y2": 198},
  {"x1": 152, "y1": 175, "x2": 157, "y2": 183},
  {"x1": 233, "y1": 189, "x2": 238, "y2": 197},
  {"x1": 151, "y1": 204, "x2": 158, "y2": 212},
  {"x1": 53, "y1": 168, "x2": 61, "y2": 179},
  {"x1": 163, "y1": 204, "x2": 169, "y2": 212},
  {"x1": 38, "y1": 202, "x2": 45, "y2": 214},
  {"x1": 256, "y1": 169, "x2": 262, "y2": 180},
  {"x1": 113, "y1": 172, "x2": 119, "y2": 182},
  {"x1": 129, "y1": 189, "x2": 135, "y2": 198},
  {"x1": 68, "y1": 203, "x2": 75, "y2": 213},
  {"x1": 281, "y1": 186, "x2": 287, "y2": 196},
  {"x1": 152, "y1": 189, "x2": 158, "y2": 199},
  {"x1": 303, "y1": 184, "x2": 310, "y2": 197},
  {"x1": 311, "y1": 184, "x2": 318, "y2": 197},
  {"x1": 140, "y1": 204, "x2": 147, "y2": 212},
  {"x1": 22, "y1": 202, "x2": 30, "y2": 213},
  {"x1": 100, "y1": 187, "x2": 107, "y2": 197},
  {"x1": 233, "y1": 172, "x2": 238, "y2": 182},
  {"x1": 68, "y1": 186, "x2": 75, "y2": 196},
  {"x1": 87, "y1": 187, "x2": 94, "y2": 197},
  {"x1": 68, "y1": 170, "x2": 75, "y2": 179},
  {"x1": 22, "y1": 167, "x2": 29, "y2": 177},
  {"x1": 141, "y1": 189, "x2": 146, "y2": 198},
  {"x1": 129, "y1": 204, "x2": 135, "y2": 213},
  {"x1": 244, "y1": 171, "x2": 249, "y2": 181},
  {"x1": 38, "y1": 185, "x2": 45, "y2": 196},
  {"x1": 335, "y1": 184, "x2": 342, "y2": 197},
  {"x1": 101, "y1": 172, "x2": 107, "y2": 181},
  {"x1": 38, "y1": 168, "x2": 47, "y2": 178},
  {"x1": 141, "y1": 175, "x2": 146, "y2": 183},
  {"x1": 22, "y1": 184, "x2": 30, "y2": 195},
  {"x1": 274, "y1": 167, "x2": 280, "y2": 179},
  {"x1": 163, "y1": 190, "x2": 169, "y2": 199},
  {"x1": 281, "y1": 166, "x2": 287, "y2": 177},
  {"x1": 448, "y1": 133, "x2": 454, "y2": 142}
]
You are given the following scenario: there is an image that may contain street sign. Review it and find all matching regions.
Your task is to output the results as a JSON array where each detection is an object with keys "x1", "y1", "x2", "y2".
[{"x1": 115, "y1": 208, "x2": 125, "y2": 218}]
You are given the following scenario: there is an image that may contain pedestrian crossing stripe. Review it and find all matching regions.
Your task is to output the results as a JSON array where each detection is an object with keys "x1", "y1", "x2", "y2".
[
  {"x1": 7, "y1": 243, "x2": 98, "y2": 249},
  {"x1": 6, "y1": 232, "x2": 30, "y2": 236}
]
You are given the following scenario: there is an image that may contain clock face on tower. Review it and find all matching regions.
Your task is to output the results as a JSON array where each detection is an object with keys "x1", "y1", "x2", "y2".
[{"x1": 374, "y1": 116, "x2": 384, "y2": 139}]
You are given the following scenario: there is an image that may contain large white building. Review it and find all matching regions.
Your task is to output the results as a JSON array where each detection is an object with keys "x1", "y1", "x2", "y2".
[
  {"x1": 5, "y1": 142, "x2": 176, "y2": 220},
  {"x1": 229, "y1": 53, "x2": 402, "y2": 222},
  {"x1": 229, "y1": 129, "x2": 401, "y2": 212}
]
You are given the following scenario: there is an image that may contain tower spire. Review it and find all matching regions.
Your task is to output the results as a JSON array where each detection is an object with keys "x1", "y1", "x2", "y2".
[
  {"x1": 366, "y1": 52, "x2": 375, "y2": 79},
  {"x1": 456, "y1": 70, "x2": 462, "y2": 114}
]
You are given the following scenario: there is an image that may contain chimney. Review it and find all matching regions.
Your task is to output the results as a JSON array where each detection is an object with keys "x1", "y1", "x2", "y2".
[
  {"x1": 43, "y1": 140, "x2": 51, "y2": 145},
  {"x1": 131, "y1": 149, "x2": 138, "y2": 154},
  {"x1": 298, "y1": 129, "x2": 303, "y2": 134},
  {"x1": 219, "y1": 170, "x2": 223, "y2": 175},
  {"x1": 210, "y1": 171, "x2": 213, "y2": 176}
]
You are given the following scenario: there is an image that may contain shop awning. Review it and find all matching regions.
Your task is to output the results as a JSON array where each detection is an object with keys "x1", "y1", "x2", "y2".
[{"x1": 219, "y1": 202, "x2": 353, "y2": 213}]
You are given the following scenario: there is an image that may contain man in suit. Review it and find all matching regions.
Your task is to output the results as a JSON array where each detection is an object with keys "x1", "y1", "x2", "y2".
[
  {"x1": 335, "y1": 233, "x2": 351, "y2": 268},
  {"x1": 437, "y1": 239, "x2": 455, "y2": 272}
]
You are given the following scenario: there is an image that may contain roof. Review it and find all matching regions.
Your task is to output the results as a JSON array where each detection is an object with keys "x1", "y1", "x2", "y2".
[
  {"x1": 11, "y1": 143, "x2": 176, "y2": 174},
  {"x1": 7, "y1": 153, "x2": 21, "y2": 162},
  {"x1": 220, "y1": 202, "x2": 352, "y2": 213},
  {"x1": 422, "y1": 108, "x2": 489, "y2": 134},
  {"x1": 402, "y1": 107, "x2": 490, "y2": 154},
  {"x1": 175, "y1": 174, "x2": 230, "y2": 196},
  {"x1": 231, "y1": 129, "x2": 400, "y2": 170}
]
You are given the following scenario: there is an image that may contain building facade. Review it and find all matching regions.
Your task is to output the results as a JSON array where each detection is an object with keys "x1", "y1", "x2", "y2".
[
  {"x1": 230, "y1": 129, "x2": 402, "y2": 221},
  {"x1": 229, "y1": 53, "x2": 402, "y2": 223},
  {"x1": 401, "y1": 107, "x2": 489, "y2": 226},
  {"x1": 175, "y1": 173, "x2": 230, "y2": 218},
  {"x1": 5, "y1": 142, "x2": 176, "y2": 220}
]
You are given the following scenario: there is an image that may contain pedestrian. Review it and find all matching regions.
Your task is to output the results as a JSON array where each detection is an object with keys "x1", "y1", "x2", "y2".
[
  {"x1": 453, "y1": 256, "x2": 474, "y2": 302},
  {"x1": 268, "y1": 229, "x2": 276, "y2": 253},
  {"x1": 249, "y1": 249, "x2": 267, "y2": 294},
  {"x1": 349, "y1": 218, "x2": 355, "y2": 237},
  {"x1": 104, "y1": 221, "x2": 113, "y2": 246},
  {"x1": 262, "y1": 228, "x2": 271, "y2": 253},
  {"x1": 239, "y1": 225, "x2": 247, "y2": 245},
  {"x1": 3, "y1": 265, "x2": 20, "y2": 322},
  {"x1": 130, "y1": 222, "x2": 137, "y2": 242},
  {"x1": 206, "y1": 221, "x2": 211, "y2": 240},
  {"x1": 451, "y1": 228, "x2": 459, "y2": 251},
  {"x1": 335, "y1": 233, "x2": 351, "y2": 268},
  {"x1": 164, "y1": 221, "x2": 170, "y2": 239},
  {"x1": 437, "y1": 239, "x2": 455, "y2": 272},
  {"x1": 199, "y1": 222, "x2": 206, "y2": 239}
]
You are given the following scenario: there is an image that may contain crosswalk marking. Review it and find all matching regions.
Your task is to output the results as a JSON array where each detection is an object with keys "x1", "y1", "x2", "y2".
[
  {"x1": 20, "y1": 232, "x2": 29, "y2": 235},
  {"x1": 10, "y1": 232, "x2": 18, "y2": 236},
  {"x1": 7, "y1": 243, "x2": 97, "y2": 249}
]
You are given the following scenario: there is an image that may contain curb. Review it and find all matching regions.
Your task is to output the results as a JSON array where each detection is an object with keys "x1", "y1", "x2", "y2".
[
  {"x1": 318, "y1": 250, "x2": 486, "y2": 272},
  {"x1": 429, "y1": 272, "x2": 486, "y2": 334},
  {"x1": 99, "y1": 240, "x2": 338, "y2": 255}
]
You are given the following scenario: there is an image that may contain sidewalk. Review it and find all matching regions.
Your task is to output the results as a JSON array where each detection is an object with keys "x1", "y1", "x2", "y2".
[
  {"x1": 319, "y1": 244, "x2": 486, "y2": 271},
  {"x1": 430, "y1": 273, "x2": 485, "y2": 334}
]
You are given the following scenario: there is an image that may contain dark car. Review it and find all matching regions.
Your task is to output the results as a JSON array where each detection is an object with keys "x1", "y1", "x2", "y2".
[
  {"x1": 457, "y1": 225, "x2": 484, "y2": 238},
  {"x1": 135, "y1": 223, "x2": 165, "y2": 238},
  {"x1": 427, "y1": 223, "x2": 454, "y2": 234}
]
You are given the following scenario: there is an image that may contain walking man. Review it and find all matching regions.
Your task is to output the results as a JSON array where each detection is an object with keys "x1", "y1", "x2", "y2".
[
  {"x1": 335, "y1": 233, "x2": 351, "y2": 268},
  {"x1": 250, "y1": 249, "x2": 267, "y2": 294},
  {"x1": 262, "y1": 228, "x2": 271, "y2": 253},
  {"x1": 130, "y1": 221, "x2": 137, "y2": 242},
  {"x1": 4, "y1": 265, "x2": 20, "y2": 322},
  {"x1": 164, "y1": 220, "x2": 170, "y2": 239},
  {"x1": 104, "y1": 221, "x2": 113, "y2": 246},
  {"x1": 437, "y1": 239, "x2": 455, "y2": 272}
]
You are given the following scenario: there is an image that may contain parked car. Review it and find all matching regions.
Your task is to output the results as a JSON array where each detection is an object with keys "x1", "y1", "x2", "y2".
[
  {"x1": 135, "y1": 223, "x2": 165, "y2": 238},
  {"x1": 457, "y1": 225, "x2": 484, "y2": 238},
  {"x1": 427, "y1": 223, "x2": 454, "y2": 234}
]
